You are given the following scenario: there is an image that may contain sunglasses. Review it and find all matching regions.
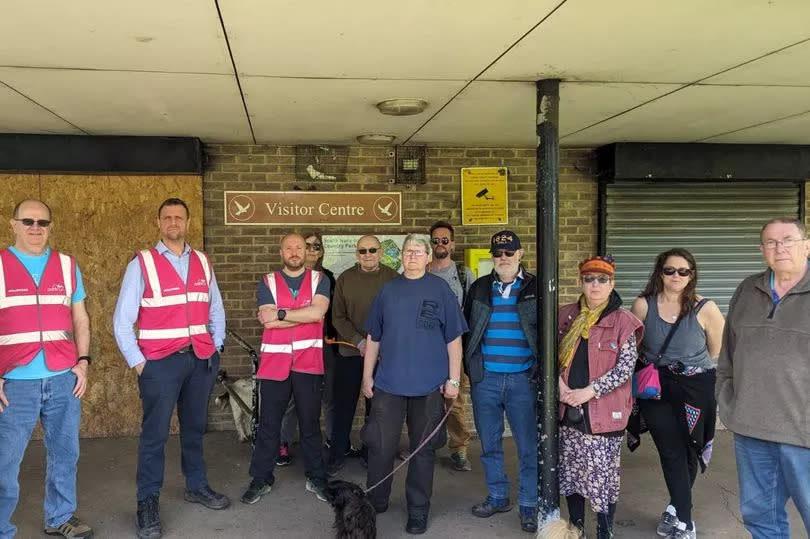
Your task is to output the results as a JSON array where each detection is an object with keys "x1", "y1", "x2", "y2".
[
  {"x1": 492, "y1": 250, "x2": 516, "y2": 258},
  {"x1": 583, "y1": 275, "x2": 611, "y2": 284},
  {"x1": 357, "y1": 247, "x2": 378, "y2": 255},
  {"x1": 431, "y1": 237, "x2": 450, "y2": 245},
  {"x1": 663, "y1": 267, "x2": 692, "y2": 277},
  {"x1": 305, "y1": 242, "x2": 322, "y2": 251},
  {"x1": 15, "y1": 218, "x2": 51, "y2": 227}
]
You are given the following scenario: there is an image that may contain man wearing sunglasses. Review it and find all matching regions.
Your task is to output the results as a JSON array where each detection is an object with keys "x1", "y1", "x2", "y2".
[
  {"x1": 0, "y1": 199, "x2": 93, "y2": 539},
  {"x1": 113, "y1": 198, "x2": 228, "y2": 539},
  {"x1": 326, "y1": 235, "x2": 398, "y2": 475},
  {"x1": 428, "y1": 221, "x2": 475, "y2": 472},
  {"x1": 463, "y1": 230, "x2": 539, "y2": 533},
  {"x1": 717, "y1": 217, "x2": 810, "y2": 538}
]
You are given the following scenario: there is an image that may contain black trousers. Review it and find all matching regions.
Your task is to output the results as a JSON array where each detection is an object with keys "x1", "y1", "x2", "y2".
[
  {"x1": 250, "y1": 371, "x2": 326, "y2": 487},
  {"x1": 137, "y1": 351, "x2": 219, "y2": 501},
  {"x1": 363, "y1": 389, "x2": 446, "y2": 516},
  {"x1": 328, "y1": 354, "x2": 365, "y2": 466},
  {"x1": 639, "y1": 397, "x2": 698, "y2": 525}
]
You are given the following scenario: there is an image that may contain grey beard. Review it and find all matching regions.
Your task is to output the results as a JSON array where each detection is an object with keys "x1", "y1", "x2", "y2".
[{"x1": 433, "y1": 250, "x2": 450, "y2": 260}]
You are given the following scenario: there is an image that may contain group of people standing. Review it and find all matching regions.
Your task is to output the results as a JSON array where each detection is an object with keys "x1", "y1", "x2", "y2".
[
  {"x1": 242, "y1": 222, "x2": 535, "y2": 536},
  {"x1": 0, "y1": 196, "x2": 808, "y2": 539},
  {"x1": 551, "y1": 217, "x2": 810, "y2": 539}
]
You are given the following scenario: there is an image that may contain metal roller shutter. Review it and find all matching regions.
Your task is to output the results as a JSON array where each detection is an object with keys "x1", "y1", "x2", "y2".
[{"x1": 605, "y1": 181, "x2": 800, "y2": 313}]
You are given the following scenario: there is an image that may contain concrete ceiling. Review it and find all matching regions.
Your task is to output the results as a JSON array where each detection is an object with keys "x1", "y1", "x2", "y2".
[{"x1": 1, "y1": 0, "x2": 809, "y2": 147}]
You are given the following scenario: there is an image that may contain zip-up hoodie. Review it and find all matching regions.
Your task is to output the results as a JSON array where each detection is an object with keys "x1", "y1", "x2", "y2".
[
  {"x1": 462, "y1": 266, "x2": 538, "y2": 384},
  {"x1": 717, "y1": 268, "x2": 810, "y2": 448}
]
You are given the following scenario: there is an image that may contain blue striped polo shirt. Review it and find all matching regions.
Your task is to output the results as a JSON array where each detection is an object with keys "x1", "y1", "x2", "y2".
[{"x1": 482, "y1": 273, "x2": 533, "y2": 373}]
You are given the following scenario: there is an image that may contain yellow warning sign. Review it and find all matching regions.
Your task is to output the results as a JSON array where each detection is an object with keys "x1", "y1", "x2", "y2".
[{"x1": 461, "y1": 167, "x2": 508, "y2": 225}]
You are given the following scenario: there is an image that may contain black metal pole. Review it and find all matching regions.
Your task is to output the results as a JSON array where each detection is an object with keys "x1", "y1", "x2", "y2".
[{"x1": 536, "y1": 79, "x2": 560, "y2": 525}]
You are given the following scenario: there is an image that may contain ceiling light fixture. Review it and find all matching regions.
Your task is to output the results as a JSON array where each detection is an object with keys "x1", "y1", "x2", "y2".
[
  {"x1": 356, "y1": 134, "x2": 396, "y2": 145},
  {"x1": 376, "y1": 98, "x2": 428, "y2": 116}
]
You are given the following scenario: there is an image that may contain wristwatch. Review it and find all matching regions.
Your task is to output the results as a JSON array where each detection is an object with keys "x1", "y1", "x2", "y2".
[
  {"x1": 78, "y1": 355, "x2": 92, "y2": 365},
  {"x1": 277, "y1": 309, "x2": 287, "y2": 321},
  {"x1": 446, "y1": 378, "x2": 460, "y2": 388}
]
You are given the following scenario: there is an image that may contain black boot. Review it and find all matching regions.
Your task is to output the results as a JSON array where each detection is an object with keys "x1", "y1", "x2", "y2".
[
  {"x1": 136, "y1": 494, "x2": 161, "y2": 539},
  {"x1": 596, "y1": 510, "x2": 614, "y2": 539}
]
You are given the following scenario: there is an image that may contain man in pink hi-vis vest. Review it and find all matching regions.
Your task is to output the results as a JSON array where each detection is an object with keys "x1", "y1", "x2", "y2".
[
  {"x1": 0, "y1": 199, "x2": 93, "y2": 539},
  {"x1": 113, "y1": 199, "x2": 227, "y2": 539},
  {"x1": 240, "y1": 233, "x2": 331, "y2": 506}
]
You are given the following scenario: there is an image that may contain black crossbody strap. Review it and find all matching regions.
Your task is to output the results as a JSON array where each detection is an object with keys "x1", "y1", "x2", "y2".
[{"x1": 657, "y1": 313, "x2": 684, "y2": 361}]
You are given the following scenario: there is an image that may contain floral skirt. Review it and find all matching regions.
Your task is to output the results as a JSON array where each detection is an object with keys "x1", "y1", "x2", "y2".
[{"x1": 559, "y1": 425, "x2": 622, "y2": 514}]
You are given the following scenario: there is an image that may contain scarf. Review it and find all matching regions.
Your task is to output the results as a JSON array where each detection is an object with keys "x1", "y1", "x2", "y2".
[{"x1": 558, "y1": 295, "x2": 608, "y2": 370}]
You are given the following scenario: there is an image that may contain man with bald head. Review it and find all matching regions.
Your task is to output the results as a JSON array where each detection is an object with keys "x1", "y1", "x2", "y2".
[
  {"x1": 241, "y1": 233, "x2": 332, "y2": 505},
  {"x1": 326, "y1": 235, "x2": 398, "y2": 475},
  {"x1": 0, "y1": 199, "x2": 93, "y2": 539}
]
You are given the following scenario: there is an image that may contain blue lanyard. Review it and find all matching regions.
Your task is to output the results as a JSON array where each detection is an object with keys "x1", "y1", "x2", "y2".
[{"x1": 769, "y1": 271, "x2": 780, "y2": 304}]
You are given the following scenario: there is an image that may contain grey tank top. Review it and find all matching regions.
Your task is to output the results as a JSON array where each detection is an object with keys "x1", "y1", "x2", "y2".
[{"x1": 640, "y1": 297, "x2": 714, "y2": 370}]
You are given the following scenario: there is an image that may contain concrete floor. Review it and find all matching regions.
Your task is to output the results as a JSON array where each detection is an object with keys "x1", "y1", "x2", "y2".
[{"x1": 13, "y1": 430, "x2": 806, "y2": 538}]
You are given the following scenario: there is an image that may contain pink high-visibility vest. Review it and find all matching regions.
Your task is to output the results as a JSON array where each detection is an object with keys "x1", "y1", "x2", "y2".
[
  {"x1": 0, "y1": 248, "x2": 78, "y2": 376},
  {"x1": 258, "y1": 269, "x2": 324, "y2": 380},
  {"x1": 135, "y1": 248, "x2": 216, "y2": 360}
]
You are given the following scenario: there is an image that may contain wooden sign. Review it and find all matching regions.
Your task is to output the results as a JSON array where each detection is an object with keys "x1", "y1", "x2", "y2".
[
  {"x1": 461, "y1": 167, "x2": 508, "y2": 225},
  {"x1": 224, "y1": 191, "x2": 401, "y2": 225}
]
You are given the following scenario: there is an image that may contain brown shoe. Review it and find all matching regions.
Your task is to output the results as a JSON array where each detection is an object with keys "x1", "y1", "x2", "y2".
[{"x1": 44, "y1": 516, "x2": 94, "y2": 538}]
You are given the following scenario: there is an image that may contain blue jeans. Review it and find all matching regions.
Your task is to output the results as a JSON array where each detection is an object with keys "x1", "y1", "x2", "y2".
[
  {"x1": 0, "y1": 372, "x2": 81, "y2": 539},
  {"x1": 734, "y1": 433, "x2": 810, "y2": 538},
  {"x1": 470, "y1": 369, "x2": 537, "y2": 508}
]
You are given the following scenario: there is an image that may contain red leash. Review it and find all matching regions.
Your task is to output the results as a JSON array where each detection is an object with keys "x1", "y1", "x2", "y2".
[{"x1": 364, "y1": 402, "x2": 454, "y2": 494}]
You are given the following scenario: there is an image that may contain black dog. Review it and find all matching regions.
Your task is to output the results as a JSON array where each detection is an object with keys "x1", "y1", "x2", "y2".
[{"x1": 324, "y1": 480, "x2": 377, "y2": 539}]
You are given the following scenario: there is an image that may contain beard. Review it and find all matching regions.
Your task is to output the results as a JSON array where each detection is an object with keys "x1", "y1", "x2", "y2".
[
  {"x1": 284, "y1": 257, "x2": 305, "y2": 271},
  {"x1": 433, "y1": 249, "x2": 450, "y2": 260}
]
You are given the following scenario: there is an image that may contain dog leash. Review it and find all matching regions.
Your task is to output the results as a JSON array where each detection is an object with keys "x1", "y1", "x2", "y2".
[
  {"x1": 364, "y1": 401, "x2": 454, "y2": 494},
  {"x1": 324, "y1": 337, "x2": 360, "y2": 349}
]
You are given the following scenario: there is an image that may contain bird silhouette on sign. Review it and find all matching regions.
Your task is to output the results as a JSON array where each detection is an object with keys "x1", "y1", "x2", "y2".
[
  {"x1": 233, "y1": 200, "x2": 251, "y2": 216},
  {"x1": 377, "y1": 201, "x2": 394, "y2": 216},
  {"x1": 476, "y1": 188, "x2": 494, "y2": 200},
  {"x1": 306, "y1": 164, "x2": 336, "y2": 180}
]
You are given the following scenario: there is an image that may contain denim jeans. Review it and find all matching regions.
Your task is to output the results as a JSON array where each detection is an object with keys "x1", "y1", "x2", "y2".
[
  {"x1": 0, "y1": 372, "x2": 81, "y2": 539},
  {"x1": 470, "y1": 369, "x2": 537, "y2": 508},
  {"x1": 734, "y1": 433, "x2": 810, "y2": 538}
]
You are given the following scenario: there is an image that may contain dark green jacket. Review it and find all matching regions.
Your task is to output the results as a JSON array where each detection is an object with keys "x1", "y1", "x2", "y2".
[{"x1": 462, "y1": 267, "x2": 538, "y2": 384}]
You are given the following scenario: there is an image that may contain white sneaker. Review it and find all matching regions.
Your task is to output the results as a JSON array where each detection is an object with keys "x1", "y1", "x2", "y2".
[
  {"x1": 657, "y1": 505, "x2": 679, "y2": 536},
  {"x1": 666, "y1": 520, "x2": 696, "y2": 539}
]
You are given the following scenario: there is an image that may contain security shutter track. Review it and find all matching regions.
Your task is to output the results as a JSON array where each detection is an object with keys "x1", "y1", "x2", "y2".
[{"x1": 605, "y1": 182, "x2": 800, "y2": 313}]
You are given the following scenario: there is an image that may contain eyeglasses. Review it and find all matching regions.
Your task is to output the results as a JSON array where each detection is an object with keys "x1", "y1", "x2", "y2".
[
  {"x1": 305, "y1": 242, "x2": 322, "y2": 251},
  {"x1": 492, "y1": 250, "x2": 516, "y2": 258},
  {"x1": 662, "y1": 267, "x2": 692, "y2": 277},
  {"x1": 582, "y1": 275, "x2": 611, "y2": 284},
  {"x1": 403, "y1": 249, "x2": 427, "y2": 257},
  {"x1": 431, "y1": 237, "x2": 450, "y2": 245},
  {"x1": 357, "y1": 247, "x2": 378, "y2": 255},
  {"x1": 14, "y1": 218, "x2": 51, "y2": 228},
  {"x1": 762, "y1": 237, "x2": 805, "y2": 250}
]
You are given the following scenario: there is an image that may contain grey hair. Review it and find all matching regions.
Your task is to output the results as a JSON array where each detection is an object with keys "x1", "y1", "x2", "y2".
[{"x1": 402, "y1": 233, "x2": 431, "y2": 254}]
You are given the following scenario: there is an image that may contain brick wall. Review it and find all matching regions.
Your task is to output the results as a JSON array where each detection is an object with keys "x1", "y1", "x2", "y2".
[{"x1": 202, "y1": 144, "x2": 598, "y2": 432}]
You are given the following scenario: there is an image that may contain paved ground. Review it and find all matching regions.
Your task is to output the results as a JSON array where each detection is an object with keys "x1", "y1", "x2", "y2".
[{"x1": 13, "y1": 430, "x2": 805, "y2": 538}]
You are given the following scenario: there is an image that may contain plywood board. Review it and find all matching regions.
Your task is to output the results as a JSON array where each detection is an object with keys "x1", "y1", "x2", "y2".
[{"x1": 39, "y1": 175, "x2": 203, "y2": 437}]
